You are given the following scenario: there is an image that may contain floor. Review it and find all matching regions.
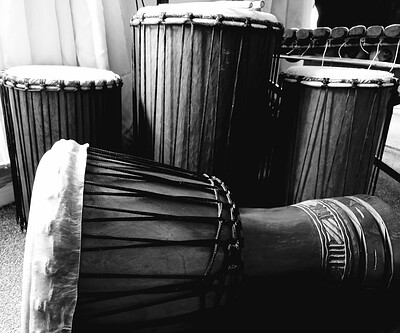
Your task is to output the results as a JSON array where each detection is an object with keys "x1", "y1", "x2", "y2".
[{"x1": 0, "y1": 203, "x2": 24, "y2": 333}]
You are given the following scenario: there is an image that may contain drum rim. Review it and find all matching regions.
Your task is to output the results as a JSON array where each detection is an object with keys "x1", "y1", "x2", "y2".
[
  {"x1": 130, "y1": 12, "x2": 283, "y2": 30},
  {"x1": 281, "y1": 76, "x2": 397, "y2": 87},
  {"x1": 281, "y1": 66, "x2": 398, "y2": 87},
  {"x1": 131, "y1": 1, "x2": 281, "y2": 29},
  {"x1": 0, "y1": 65, "x2": 123, "y2": 92},
  {"x1": 281, "y1": 66, "x2": 397, "y2": 86}
]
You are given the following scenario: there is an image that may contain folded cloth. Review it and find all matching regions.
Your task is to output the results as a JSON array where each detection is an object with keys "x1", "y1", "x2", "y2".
[{"x1": 21, "y1": 139, "x2": 88, "y2": 333}]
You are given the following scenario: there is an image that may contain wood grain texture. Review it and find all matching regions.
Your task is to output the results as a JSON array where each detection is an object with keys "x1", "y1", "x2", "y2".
[
  {"x1": 131, "y1": 20, "x2": 283, "y2": 207},
  {"x1": 271, "y1": 74, "x2": 395, "y2": 206},
  {"x1": 0, "y1": 79, "x2": 122, "y2": 229}
]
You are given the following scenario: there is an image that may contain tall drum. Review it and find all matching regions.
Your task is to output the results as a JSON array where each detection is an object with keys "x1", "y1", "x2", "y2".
[
  {"x1": 272, "y1": 66, "x2": 398, "y2": 205},
  {"x1": 22, "y1": 139, "x2": 400, "y2": 332},
  {"x1": 130, "y1": 1, "x2": 283, "y2": 207},
  {"x1": 0, "y1": 65, "x2": 123, "y2": 229}
]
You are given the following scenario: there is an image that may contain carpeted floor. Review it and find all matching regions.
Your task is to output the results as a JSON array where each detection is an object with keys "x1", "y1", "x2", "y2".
[{"x1": 0, "y1": 203, "x2": 24, "y2": 333}]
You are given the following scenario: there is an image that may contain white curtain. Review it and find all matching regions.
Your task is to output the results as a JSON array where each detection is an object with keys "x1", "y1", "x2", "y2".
[{"x1": 0, "y1": 0, "x2": 137, "y2": 71}]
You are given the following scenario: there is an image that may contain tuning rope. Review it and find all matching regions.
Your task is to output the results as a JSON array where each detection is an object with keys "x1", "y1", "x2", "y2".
[
  {"x1": 321, "y1": 39, "x2": 330, "y2": 66},
  {"x1": 359, "y1": 37, "x2": 370, "y2": 55},
  {"x1": 368, "y1": 40, "x2": 382, "y2": 70},
  {"x1": 390, "y1": 39, "x2": 400, "y2": 72}
]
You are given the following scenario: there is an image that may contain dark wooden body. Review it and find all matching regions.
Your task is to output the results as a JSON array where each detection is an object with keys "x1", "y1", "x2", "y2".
[
  {"x1": 271, "y1": 75, "x2": 395, "y2": 205},
  {"x1": 0, "y1": 75, "x2": 122, "y2": 229},
  {"x1": 235, "y1": 194, "x2": 400, "y2": 333},
  {"x1": 130, "y1": 14, "x2": 283, "y2": 207}
]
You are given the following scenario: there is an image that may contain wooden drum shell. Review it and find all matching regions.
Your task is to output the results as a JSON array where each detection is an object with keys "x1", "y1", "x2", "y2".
[
  {"x1": 130, "y1": 5, "x2": 283, "y2": 207},
  {"x1": 75, "y1": 148, "x2": 243, "y2": 331},
  {"x1": 0, "y1": 65, "x2": 122, "y2": 228},
  {"x1": 271, "y1": 66, "x2": 398, "y2": 205}
]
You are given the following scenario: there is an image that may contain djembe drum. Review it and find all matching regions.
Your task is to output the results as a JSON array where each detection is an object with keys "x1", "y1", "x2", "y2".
[
  {"x1": 0, "y1": 65, "x2": 122, "y2": 229},
  {"x1": 130, "y1": 1, "x2": 283, "y2": 207},
  {"x1": 271, "y1": 65, "x2": 398, "y2": 206},
  {"x1": 22, "y1": 139, "x2": 400, "y2": 332},
  {"x1": 21, "y1": 139, "x2": 243, "y2": 333}
]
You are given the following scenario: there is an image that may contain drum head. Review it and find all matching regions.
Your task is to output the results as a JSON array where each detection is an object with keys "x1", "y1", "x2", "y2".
[
  {"x1": 131, "y1": 1, "x2": 280, "y2": 28},
  {"x1": 0, "y1": 65, "x2": 122, "y2": 90},
  {"x1": 282, "y1": 65, "x2": 396, "y2": 87}
]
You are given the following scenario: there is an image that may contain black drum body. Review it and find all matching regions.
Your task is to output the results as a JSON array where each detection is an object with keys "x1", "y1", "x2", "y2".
[{"x1": 21, "y1": 139, "x2": 242, "y2": 333}]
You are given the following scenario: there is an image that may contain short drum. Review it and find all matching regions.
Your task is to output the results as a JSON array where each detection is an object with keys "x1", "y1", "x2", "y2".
[
  {"x1": 130, "y1": 1, "x2": 284, "y2": 207},
  {"x1": 272, "y1": 66, "x2": 398, "y2": 205},
  {"x1": 0, "y1": 65, "x2": 123, "y2": 229}
]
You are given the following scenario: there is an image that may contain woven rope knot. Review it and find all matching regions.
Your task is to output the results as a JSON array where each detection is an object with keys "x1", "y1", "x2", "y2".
[
  {"x1": 185, "y1": 12, "x2": 194, "y2": 20},
  {"x1": 322, "y1": 77, "x2": 330, "y2": 86},
  {"x1": 215, "y1": 14, "x2": 224, "y2": 24},
  {"x1": 352, "y1": 79, "x2": 359, "y2": 88}
]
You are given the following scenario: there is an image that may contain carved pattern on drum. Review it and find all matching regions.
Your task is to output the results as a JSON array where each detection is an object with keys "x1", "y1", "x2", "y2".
[
  {"x1": 294, "y1": 200, "x2": 352, "y2": 285},
  {"x1": 347, "y1": 196, "x2": 394, "y2": 289}
]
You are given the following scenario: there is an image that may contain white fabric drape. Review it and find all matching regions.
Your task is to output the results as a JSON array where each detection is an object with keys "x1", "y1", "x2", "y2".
[
  {"x1": 0, "y1": 0, "x2": 131, "y2": 70},
  {"x1": 21, "y1": 139, "x2": 87, "y2": 333}
]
